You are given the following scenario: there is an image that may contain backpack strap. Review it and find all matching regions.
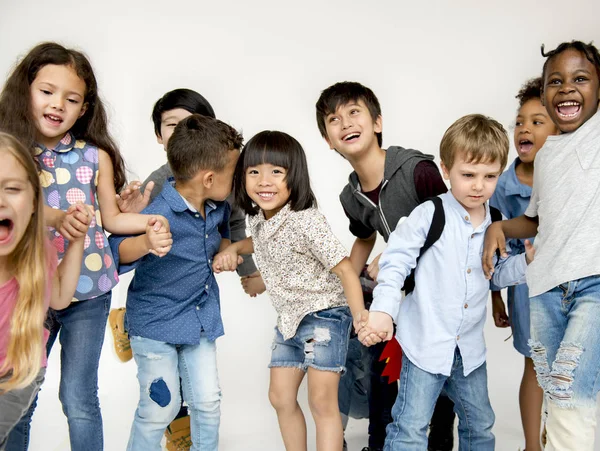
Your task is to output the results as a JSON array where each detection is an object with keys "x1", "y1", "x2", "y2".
[
  {"x1": 403, "y1": 196, "x2": 445, "y2": 295},
  {"x1": 489, "y1": 205, "x2": 502, "y2": 223}
]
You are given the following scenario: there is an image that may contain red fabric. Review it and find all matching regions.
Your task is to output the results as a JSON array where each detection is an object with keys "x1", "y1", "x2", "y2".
[{"x1": 379, "y1": 337, "x2": 402, "y2": 384}]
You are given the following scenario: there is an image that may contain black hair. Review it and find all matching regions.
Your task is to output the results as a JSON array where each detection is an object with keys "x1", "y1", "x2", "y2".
[
  {"x1": 152, "y1": 88, "x2": 215, "y2": 137},
  {"x1": 315, "y1": 81, "x2": 383, "y2": 147},
  {"x1": 516, "y1": 77, "x2": 543, "y2": 107},
  {"x1": 234, "y1": 130, "x2": 317, "y2": 216},
  {"x1": 167, "y1": 114, "x2": 242, "y2": 182},
  {"x1": 541, "y1": 41, "x2": 600, "y2": 84}
]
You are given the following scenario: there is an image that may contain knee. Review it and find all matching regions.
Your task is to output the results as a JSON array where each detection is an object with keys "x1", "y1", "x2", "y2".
[
  {"x1": 137, "y1": 378, "x2": 180, "y2": 423},
  {"x1": 308, "y1": 388, "x2": 338, "y2": 419},
  {"x1": 269, "y1": 388, "x2": 297, "y2": 414},
  {"x1": 188, "y1": 392, "x2": 221, "y2": 415}
]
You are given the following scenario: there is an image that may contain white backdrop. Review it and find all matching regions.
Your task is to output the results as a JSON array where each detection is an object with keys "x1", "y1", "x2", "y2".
[{"x1": 2, "y1": 0, "x2": 600, "y2": 449}]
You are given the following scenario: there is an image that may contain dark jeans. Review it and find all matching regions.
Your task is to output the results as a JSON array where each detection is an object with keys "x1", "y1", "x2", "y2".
[{"x1": 6, "y1": 293, "x2": 110, "y2": 451}]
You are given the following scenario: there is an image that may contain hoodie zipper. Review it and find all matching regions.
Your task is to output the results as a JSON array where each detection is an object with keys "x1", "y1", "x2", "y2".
[{"x1": 355, "y1": 179, "x2": 392, "y2": 238}]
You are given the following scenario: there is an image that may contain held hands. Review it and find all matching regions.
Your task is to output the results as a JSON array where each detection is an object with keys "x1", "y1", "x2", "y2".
[
  {"x1": 241, "y1": 271, "x2": 266, "y2": 297},
  {"x1": 116, "y1": 181, "x2": 155, "y2": 214},
  {"x1": 59, "y1": 203, "x2": 94, "y2": 241},
  {"x1": 356, "y1": 311, "x2": 393, "y2": 347},
  {"x1": 213, "y1": 248, "x2": 243, "y2": 273},
  {"x1": 145, "y1": 216, "x2": 172, "y2": 257},
  {"x1": 482, "y1": 222, "x2": 509, "y2": 279}
]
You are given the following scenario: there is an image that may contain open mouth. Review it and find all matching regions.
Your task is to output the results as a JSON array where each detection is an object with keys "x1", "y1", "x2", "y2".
[
  {"x1": 257, "y1": 192, "x2": 275, "y2": 200},
  {"x1": 0, "y1": 218, "x2": 14, "y2": 244},
  {"x1": 342, "y1": 132, "x2": 360, "y2": 142},
  {"x1": 518, "y1": 139, "x2": 534, "y2": 153},
  {"x1": 556, "y1": 101, "x2": 581, "y2": 119},
  {"x1": 44, "y1": 114, "x2": 63, "y2": 126}
]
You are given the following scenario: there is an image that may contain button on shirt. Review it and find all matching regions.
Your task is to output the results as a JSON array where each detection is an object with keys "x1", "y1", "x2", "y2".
[
  {"x1": 371, "y1": 192, "x2": 526, "y2": 376},
  {"x1": 109, "y1": 180, "x2": 230, "y2": 344},
  {"x1": 249, "y1": 204, "x2": 349, "y2": 340}
]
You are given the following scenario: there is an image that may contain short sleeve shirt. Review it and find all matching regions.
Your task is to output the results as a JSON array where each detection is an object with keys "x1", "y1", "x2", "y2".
[{"x1": 249, "y1": 204, "x2": 349, "y2": 339}]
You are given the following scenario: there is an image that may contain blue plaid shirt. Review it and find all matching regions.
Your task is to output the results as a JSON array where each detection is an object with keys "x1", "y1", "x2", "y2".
[{"x1": 109, "y1": 180, "x2": 230, "y2": 344}]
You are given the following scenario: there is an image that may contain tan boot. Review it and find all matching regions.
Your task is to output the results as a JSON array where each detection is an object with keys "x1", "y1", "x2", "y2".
[
  {"x1": 165, "y1": 415, "x2": 192, "y2": 451},
  {"x1": 108, "y1": 308, "x2": 132, "y2": 362}
]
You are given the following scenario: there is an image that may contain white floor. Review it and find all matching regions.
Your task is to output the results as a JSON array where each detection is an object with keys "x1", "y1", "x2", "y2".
[{"x1": 24, "y1": 271, "x2": 600, "y2": 450}]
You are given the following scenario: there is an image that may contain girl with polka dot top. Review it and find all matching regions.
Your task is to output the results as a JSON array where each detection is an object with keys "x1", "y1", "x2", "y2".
[{"x1": 0, "y1": 42, "x2": 169, "y2": 451}]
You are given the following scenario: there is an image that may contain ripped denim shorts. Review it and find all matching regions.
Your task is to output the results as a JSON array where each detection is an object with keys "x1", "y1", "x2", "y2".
[{"x1": 269, "y1": 306, "x2": 352, "y2": 373}]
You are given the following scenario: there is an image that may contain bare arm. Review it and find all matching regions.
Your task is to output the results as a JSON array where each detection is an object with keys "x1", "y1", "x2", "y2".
[
  {"x1": 97, "y1": 150, "x2": 168, "y2": 234},
  {"x1": 331, "y1": 257, "x2": 366, "y2": 331},
  {"x1": 117, "y1": 218, "x2": 173, "y2": 264},
  {"x1": 349, "y1": 233, "x2": 376, "y2": 276}
]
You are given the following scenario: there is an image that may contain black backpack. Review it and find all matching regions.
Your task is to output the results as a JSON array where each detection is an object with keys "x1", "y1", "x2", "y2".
[{"x1": 402, "y1": 196, "x2": 502, "y2": 295}]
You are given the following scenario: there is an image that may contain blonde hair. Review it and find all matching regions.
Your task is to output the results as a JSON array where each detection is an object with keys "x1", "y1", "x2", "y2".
[
  {"x1": 440, "y1": 114, "x2": 509, "y2": 171},
  {"x1": 0, "y1": 132, "x2": 47, "y2": 391}
]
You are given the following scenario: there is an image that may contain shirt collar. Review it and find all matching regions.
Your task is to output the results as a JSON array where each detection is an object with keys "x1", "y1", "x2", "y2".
[
  {"x1": 34, "y1": 132, "x2": 76, "y2": 155},
  {"x1": 249, "y1": 202, "x2": 292, "y2": 238},
  {"x1": 503, "y1": 158, "x2": 532, "y2": 198},
  {"x1": 442, "y1": 191, "x2": 491, "y2": 232},
  {"x1": 161, "y1": 178, "x2": 216, "y2": 214}
]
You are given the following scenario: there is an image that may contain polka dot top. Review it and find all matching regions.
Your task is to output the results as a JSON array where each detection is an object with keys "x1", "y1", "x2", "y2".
[{"x1": 35, "y1": 133, "x2": 118, "y2": 301}]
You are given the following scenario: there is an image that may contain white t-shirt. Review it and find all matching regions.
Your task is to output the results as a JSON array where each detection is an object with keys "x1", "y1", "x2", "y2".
[{"x1": 525, "y1": 110, "x2": 600, "y2": 297}]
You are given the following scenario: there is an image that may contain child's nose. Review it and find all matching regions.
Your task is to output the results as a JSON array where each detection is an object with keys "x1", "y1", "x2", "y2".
[{"x1": 52, "y1": 97, "x2": 65, "y2": 111}]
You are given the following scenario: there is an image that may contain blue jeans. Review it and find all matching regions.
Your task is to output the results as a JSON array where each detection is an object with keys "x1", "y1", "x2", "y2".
[
  {"x1": 385, "y1": 349, "x2": 494, "y2": 451},
  {"x1": 529, "y1": 276, "x2": 600, "y2": 451},
  {"x1": 127, "y1": 335, "x2": 221, "y2": 451},
  {"x1": 6, "y1": 293, "x2": 110, "y2": 451}
]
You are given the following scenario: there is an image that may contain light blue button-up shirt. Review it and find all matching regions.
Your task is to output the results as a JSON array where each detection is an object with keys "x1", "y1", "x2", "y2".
[{"x1": 371, "y1": 192, "x2": 526, "y2": 376}]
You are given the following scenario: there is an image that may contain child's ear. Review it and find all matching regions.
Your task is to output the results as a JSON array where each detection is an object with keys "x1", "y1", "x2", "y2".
[
  {"x1": 440, "y1": 161, "x2": 450, "y2": 180},
  {"x1": 156, "y1": 134, "x2": 163, "y2": 146},
  {"x1": 78, "y1": 103, "x2": 88, "y2": 119},
  {"x1": 374, "y1": 115, "x2": 383, "y2": 134},
  {"x1": 203, "y1": 171, "x2": 214, "y2": 188},
  {"x1": 324, "y1": 135, "x2": 335, "y2": 150}
]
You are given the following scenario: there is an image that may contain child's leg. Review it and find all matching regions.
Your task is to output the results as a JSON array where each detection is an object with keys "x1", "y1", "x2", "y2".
[
  {"x1": 127, "y1": 336, "x2": 181, "y2": 451},
  {"x1": 178, "y1": 336, "x2": 221, "y2": 451},
  {"x1": 530, "y1": 278, "x2": 600, "y2": 451},
  {"x1": 384, "y1": 352, "x2": 446, "y2": 451},
  {"x1": 270, "y1": 367, "x2": 307, "y2": 451},
  {"x1": 367, "y1": 340, "x2": 397, "y2": 450},
  {"x1": 0, "y1": 368, "x2": 45, "y2": 449},
  {"x1": 307, "y1": 368, "x2": 343, "y2": 451},
  {"x1": 55, "y1": 293, "x2": 111, "y2": 451},
  {"x1": 520, "y1": 357, "x2": 543, "y2": 451},
  {"x1": 444, "y1": 348, "x2": 495, "y2": 451}
]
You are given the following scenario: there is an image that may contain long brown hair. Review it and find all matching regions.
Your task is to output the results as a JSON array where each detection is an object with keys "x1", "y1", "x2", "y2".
[
  {"x1": 0, "y1": 133, "x2": 47, "y2": 391},
  {"x1": 0, "y1": 42, "x2": 126, "y2": 191}
]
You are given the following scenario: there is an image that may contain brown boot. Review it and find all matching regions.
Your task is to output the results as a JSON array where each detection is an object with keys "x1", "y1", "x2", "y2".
[
  {"x1": 165, "y1": 415, "x2": 192, "y2": 451},
  {"x1": 108, "y1": 308, "x2": 132, "y2": 362}
]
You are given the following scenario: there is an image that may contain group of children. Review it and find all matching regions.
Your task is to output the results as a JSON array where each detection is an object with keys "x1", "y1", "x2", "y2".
[{"x1": 0, "y1": 37, "x2": 598, "y2": 451}]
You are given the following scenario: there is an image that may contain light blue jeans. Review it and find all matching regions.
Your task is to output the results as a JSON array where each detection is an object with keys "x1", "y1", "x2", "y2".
[
  {"x1": 385, "y1": 348, "x2": 494, "y2": 451},
  {"x1": 127, "y1": 335, "x2": 221, "y2": 451},
  {"x1": 529, "y1": 275, "x2": 600, "y2": 451}
]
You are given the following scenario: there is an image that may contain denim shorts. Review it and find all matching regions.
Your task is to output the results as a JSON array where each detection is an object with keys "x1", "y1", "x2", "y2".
[{"x1": 269, "y1": 306, "x2": 352, "y2": 373}]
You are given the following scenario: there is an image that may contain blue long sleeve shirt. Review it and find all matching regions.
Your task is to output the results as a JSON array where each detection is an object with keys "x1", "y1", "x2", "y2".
[
  {"x1": 109, "y1": 180, "x2": 230, "y2": 344},
  {"x1": 371, "y1": 192, "x2": 526, "y2": 376}
]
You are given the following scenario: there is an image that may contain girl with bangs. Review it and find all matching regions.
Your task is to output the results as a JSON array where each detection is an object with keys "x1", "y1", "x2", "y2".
[{"x1": 213, "y1": 130, "x2": 369, "y2": 451}]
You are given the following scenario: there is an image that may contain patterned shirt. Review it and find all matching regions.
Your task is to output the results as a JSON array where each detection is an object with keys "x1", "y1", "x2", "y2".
[
  {"x1": 109, "y1": 180, "x2": 230, "y2": 344},
  {"x1": 35, "y1": 133, "x2": 118, "y2": 301},
  {"x1": 249, "y1": 204, "x2": 349, "y2": 339}
]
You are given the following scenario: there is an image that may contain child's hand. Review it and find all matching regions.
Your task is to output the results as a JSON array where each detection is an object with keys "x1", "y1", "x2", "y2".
[
  {"x1": 353, "y1": 309, "x2": 370, "y2": 334},
  {"x1": 59, "y1": 203, "x2": 93, "y2": 241},
  {"x1": 241, "y1": 271, "x2": 266, "y2": 297},
  {"x1": 491, "y1": 291, "x2": 509, "y2": 328},
  {"x1": 213, "y1": 249, "x2": 243, "y2": 273},
  {"x1": 116, "y1": 181, "x2": 154, "y2": 214},
  {"x1": 152, "y1": 214, "x2": 170, "y2": 233},
  {"x1": 367, "y1": 253, "x2": 382, "y2": 281},
  {"x1": 482, "y1": 222, "x2": 508, "y2": 279},
  {"x1": 358, "y1": 311, "x2": 394, "y2": 347},
  {"x1": 524, "y1": 239, "x2": 535, "y2": 265},
  {"x1": 145, "y1": 216, "x2": 172, "y2": 257}
]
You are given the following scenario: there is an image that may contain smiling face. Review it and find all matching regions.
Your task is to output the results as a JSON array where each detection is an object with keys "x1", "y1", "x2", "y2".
[
  {"x1": 324, "y1": 100, "x2": 382, "y2": 159},
  {"x1": 157, "y1": 108, "x2": 193, "y2": 150},
  {"x1": 0, "y1": 150, "x2": 35, "y2": 262},
  {"x1": 543, "y1": 48, "x2": 600, "y2": 133},
  {"x1": 514, "y1": 99, "x2": 558, "y2": 164},
  {"x1": 245, "y1": 163, "x2": 291, "y2": 219},
  {"x1": 29, "y1": 64, "x2": 87, "y2": 149},
  {"x1": 441, "y1": 154, "x2": 501, "y2": 215}
]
